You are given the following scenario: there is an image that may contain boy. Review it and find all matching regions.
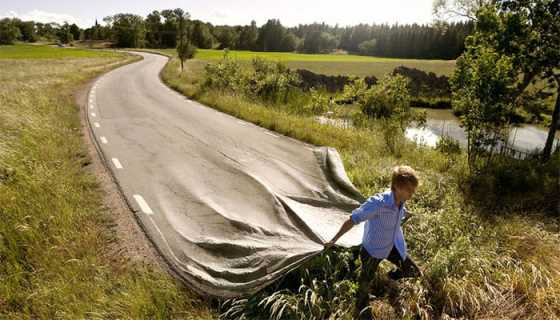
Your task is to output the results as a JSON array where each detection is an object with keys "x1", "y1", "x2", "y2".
[{"x1": 324, "y1": 165, "x2": 422, "y2": 320}]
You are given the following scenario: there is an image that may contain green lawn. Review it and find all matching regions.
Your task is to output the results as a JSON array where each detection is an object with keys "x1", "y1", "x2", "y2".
[
  {"x1": 0, "y1": 43, "x2": 120, "y2": 59},
  {"x1": 156, "y1": 48, "x2": 456, "y2": 77}
]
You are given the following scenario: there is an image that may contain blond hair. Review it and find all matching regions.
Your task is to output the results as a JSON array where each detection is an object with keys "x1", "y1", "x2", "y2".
[{"x1": 391, "y1": 165, "x2": 419, "y2": 190}]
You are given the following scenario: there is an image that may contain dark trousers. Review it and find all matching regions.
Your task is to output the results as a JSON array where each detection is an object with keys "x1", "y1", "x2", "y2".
[{"x1": 355, "y1": 246, "x2": 421, "y2": 319}]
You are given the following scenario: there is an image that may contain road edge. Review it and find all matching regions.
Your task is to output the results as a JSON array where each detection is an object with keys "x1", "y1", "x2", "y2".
[{"x1": 74, "y1": 53, "x2": 216, "y2": 305}]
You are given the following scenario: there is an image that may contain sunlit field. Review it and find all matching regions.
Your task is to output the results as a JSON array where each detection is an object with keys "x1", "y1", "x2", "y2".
[
  {"x1": 0, "y1": 43, "x2": 120, "y2": 59},
  {"x1": 153, "y1": 48, "x2": 456, "y2": 77},
  {"x1": 0, "y1": 45, "x2": 215, "y2": 319}
]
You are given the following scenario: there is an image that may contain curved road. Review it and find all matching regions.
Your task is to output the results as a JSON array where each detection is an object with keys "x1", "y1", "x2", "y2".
[{"x1": 86, "y1": 52, "x2": 365, "y2": 297}]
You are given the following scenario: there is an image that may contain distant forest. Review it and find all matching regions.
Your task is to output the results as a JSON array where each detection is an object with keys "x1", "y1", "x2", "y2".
[{"x1": 0, "y1": 9, "x2": 473, "y2": 59}]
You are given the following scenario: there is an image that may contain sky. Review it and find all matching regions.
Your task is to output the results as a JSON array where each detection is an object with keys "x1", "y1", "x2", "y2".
[{"x1": 1, "y1": 0, "x2": 438, "y2": 28}]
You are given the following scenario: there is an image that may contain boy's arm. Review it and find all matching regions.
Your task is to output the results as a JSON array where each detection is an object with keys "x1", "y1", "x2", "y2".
[
  {"x1": 324, "y1": 194, "x2": 383, "y2": 248},
  {"x1": 324, "y1": 217, "x2": 354, "y2": 248}
]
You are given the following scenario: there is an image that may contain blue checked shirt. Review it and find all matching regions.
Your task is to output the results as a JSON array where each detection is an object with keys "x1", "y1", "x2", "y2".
[{"x1": 350, "y1": 189, "x2": 408, "y2": 260}]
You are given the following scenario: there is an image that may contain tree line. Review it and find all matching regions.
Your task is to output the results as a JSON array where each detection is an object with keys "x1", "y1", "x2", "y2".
[
  {"x1": 0, "y1": 18, "x2": 82, "y2": 44},
  {"x1": 0, "y1": 10, "x2": 473, "y2": 60}
]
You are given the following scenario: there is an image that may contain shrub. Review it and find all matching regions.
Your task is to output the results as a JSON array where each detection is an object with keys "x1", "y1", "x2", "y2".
[
  {"x1": 203, "y1": 56, "x2": 249, "y2": 93},
  {"x1": 249, "y1": 58, "x2": 301, "y2": 103},
  {"x1": 302, "y1": 88, "x2": 331, "y2": 115},
  {"x1": 410, "y1": 96, "x2": 452, "y2": 109},
  {"x1": 435, "y1": 136, "x2": 462, "y2": 156},
  {"x1": 203, "y1": 57, "x2": 301, "y2": 104}
]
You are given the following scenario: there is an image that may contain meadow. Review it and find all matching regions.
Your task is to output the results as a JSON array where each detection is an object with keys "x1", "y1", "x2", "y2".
[
  {"x1": 0, "y1": 44, "x2": 214, "y2": 319},
  {"x1": 160, "y1": 52, "x2": 560, "y2": 319},
  {"x1": 0, "y1": 43, "x2": 120, "y2": 59},
  {"x1": 154, "y1": 48, "x2": 456, "y2": 78}
]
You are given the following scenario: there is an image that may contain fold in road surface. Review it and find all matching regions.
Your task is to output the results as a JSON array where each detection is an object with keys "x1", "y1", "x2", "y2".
[{"x1": 87, "y1": 52, "x2": 366, "y2": 297}]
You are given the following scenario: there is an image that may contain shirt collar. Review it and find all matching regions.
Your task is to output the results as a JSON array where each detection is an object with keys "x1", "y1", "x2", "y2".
[{"x1": 387, "y1": 189, "x2": 403, "y2": 209}]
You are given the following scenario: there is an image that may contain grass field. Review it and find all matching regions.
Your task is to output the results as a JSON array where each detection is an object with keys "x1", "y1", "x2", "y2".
[
  {"x1": 0, "y1": 43, "x2": 120, "y2": 59},
  {"x1": 161, "y1": 55, "x2": 560, "y2": 319},
  {"x1": 154, "y1": 48, "x2": 456, "y2": 77},
  {"x1": 0, "y1": 45, "x2": 214, "y2": 318}
]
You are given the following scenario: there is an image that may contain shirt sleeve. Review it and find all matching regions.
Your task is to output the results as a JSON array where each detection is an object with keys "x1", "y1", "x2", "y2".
[
  {"x1": 401, "y1": 205, "x2": 407, "y2": 222},
  {"x1": 350, "y1": 194, "x2": 383, "y2": 225}
]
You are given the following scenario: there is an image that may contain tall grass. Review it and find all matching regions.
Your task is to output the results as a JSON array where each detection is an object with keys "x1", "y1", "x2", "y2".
[
  {"x1": 161, "y1": 55, "x2": 560, "y2": 319},
  {"x1": 0, "y1": 52, "x2": 215, "y2": 318}
]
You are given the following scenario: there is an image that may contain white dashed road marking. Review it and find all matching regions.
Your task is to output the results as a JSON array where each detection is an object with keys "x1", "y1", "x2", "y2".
[
  {"x1": 94, "y1": 122, "x2": 100, "y2": 128},
  {"x1": 133, "y1": 195, "x2": 154, "y2": 215},
  {"x1": 91, "y1": 112, "x2": 96, "y2": 117},
  {"x1": 111, "y1": 158, "x2": 123, "y2": 169},
  {"x1": 100, "y1": 136, "x2": 108, "y2": 144}
]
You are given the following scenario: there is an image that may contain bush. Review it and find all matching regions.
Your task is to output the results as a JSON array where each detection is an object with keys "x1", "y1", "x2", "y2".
[
  {"x1": 461, "y1": 153, "x2": 560, "y2": 214},
  {"x1": 379, "y1": 117, "x2": 407, "y2": 156},
  {"x1": 359, "y1": 74, "x2": 411, "y2": 120},
  {"x1": 203, "y1": 56, "x2": 249, "y2": 93},
  {"x1": 301, "y1": 88, "x2": 332, "y2": 115},
  {"x1": 392, "y1": 66, "x2": 451, "y2": 99},
  {"x1": 341, "y1": 75, "x2": 426, "y2": 155},
  {"x1": 435, "y1": 136, "x2": 462, "y2": 156},
  {"x1": 411, "y1": 96, "x2": 452, "y2": 109},
  {"x1": 203, "y1": 57, "x2": 301, "y2": 104},
  {"x1": 249, "y1": 58, "x2": 301, "y2": 103}
]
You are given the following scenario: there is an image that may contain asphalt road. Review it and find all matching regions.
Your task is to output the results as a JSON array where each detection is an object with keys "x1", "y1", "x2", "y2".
[{"x1": 86, "y1": 52, "x2": 365, "y2": 297}]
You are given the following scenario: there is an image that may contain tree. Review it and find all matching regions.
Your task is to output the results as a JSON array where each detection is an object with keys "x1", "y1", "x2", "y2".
[
  {"x1": 16, "y1": 20, "x2": 37, "y2": 42},
  {"x1": 35, "y1": 22, "x2": 57, "y2": 40},
  {"x1": 256, "y1": 19, "x2": 286, "y2": 51},
  {"x1": 280, "y1": 33, "x2": 299, "y2": 52},
  {"x1": 302, "y1": 31, "x2": 337, "y2": 53},
  {"x1": 110, "y1": 13, "x2": 145, "y2": 47},
  {"x1": 56, "y1": 22, "x2": 74, "y2": 44},
  {"x1": 191, "y1": 20, "x2": 214, "y2": 49},
  {"x1": 450, "y1": 44, "x2": 516, "y2": 170},
  {"x1": 0, "y1": 18, "x2": 21, "y2": 44},
  {"x1": 471, "y1": 1, "x2": 560, "y2": 161},
  {"x1": 69, "y1": 23, "x2": 81, "y2": 41},
  {"x1": 175, "y1": 9, "x2": 196, "y2": 71},
  {"x1": 145, "y1": 11, "x2": 163, "y2": 48},
  {"x1": 177, "y1": 41, "x2": 197, "y2": 71},
  {"x1": 433, "y1": 0, "x2": 491, "y2": 21},
  {"x1": 237, "y1": 20, "x2": 258, "y2": 50},
  {"x1": 214, "y1": 26, "x2": 237, "y2": 49},
  {"x1": 161, "y1": 9, "x2": 179, "y2": 47},
  {"x1": 358, "y1": 39, "x2": 377, "y2": 55}
]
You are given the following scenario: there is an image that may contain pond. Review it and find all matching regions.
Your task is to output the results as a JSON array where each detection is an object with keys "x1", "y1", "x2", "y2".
[
  {"x1": 409, "y1": 108, "x2": 560, "y2": 153},
  {"x1": 316, "y1": 109, "x2": 560, "y2": 155}
]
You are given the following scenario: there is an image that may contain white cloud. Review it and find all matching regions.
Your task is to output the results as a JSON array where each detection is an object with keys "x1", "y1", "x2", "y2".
[
  {"x1": 214, "y1": 11, "x2": 228, "y2": 19},
  {"x1": 2, "y1": 10, "x2": 85, "y2": 27}
]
